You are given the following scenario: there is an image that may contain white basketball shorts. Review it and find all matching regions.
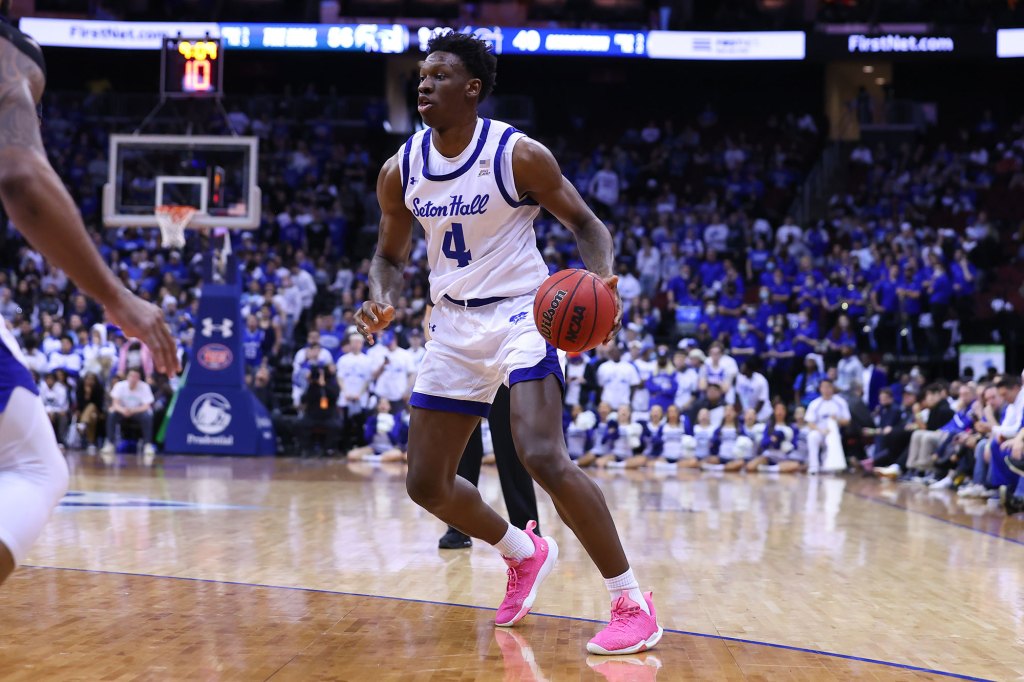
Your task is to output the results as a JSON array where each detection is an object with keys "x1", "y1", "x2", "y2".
[
  {"x1": 410, "y1": 292, "x2": 564, "y2": 418},
  {"x1": 0, "y1": 386, "x2": 69, "y2": 566}
]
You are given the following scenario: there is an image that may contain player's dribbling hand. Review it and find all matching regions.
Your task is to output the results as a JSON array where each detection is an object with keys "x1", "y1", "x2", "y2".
[
  {"x1": 105, "y1": 290, "x2": 181, "y2": 376},
  {"x1": 355, "y1": 301, "x2": 395, "y2": 345},
  {"x1": 601, "y1": 275, "x2": 622, "y2": 344}
]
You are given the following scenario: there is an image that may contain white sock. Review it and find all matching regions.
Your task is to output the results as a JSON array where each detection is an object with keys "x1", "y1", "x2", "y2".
[
  {"x1": 493, "y1": 523, "x2": 534, "y2": 561},
  {"x1": 604, "y1": 568, "x2": 650, "y2": 615}
]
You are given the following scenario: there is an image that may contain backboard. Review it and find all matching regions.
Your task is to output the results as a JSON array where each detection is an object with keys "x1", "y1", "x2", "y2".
[{"x1": 103, "y1": 134, "x2": 261, "y2": 230}]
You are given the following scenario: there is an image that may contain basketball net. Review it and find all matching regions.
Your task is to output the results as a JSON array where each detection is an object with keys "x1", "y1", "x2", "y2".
[{"x1": 155, "y1": 205, "x2": 197, "y2": 249}]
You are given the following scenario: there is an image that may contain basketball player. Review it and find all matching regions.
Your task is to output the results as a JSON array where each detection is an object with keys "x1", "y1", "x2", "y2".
[
  {"x1": 0, "y1": 15, "x2": 179, "y2": 586},
  {"x1": 356, "y1": 32, "x2": 661, "y2": 654}
]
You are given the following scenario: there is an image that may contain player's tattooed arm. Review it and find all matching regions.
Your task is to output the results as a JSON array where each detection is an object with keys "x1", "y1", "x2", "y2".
[
  {"x1": 359, "y1": 153, "x2": 412, "y2": 344},
  {"x1": 0, "y1": 44, "x2": 180, "y2": 374},
  {"x1": 513, "y1": 137, "x2": 622, "y2": 341},
  {"x1": 513, "y1": 138, "x2": 615, "y2": 279}
]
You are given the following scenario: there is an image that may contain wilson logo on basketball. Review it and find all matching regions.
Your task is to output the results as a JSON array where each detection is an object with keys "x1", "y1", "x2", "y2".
[
  {"x1": 197, "y1": 343, "x2": 234, "y2": 371},
  {"x1": 539, "y1": 289, "x2": 567, "y2": 339},
  {"x1": 564, "y1": 305, "x2": 587, "y2": 344}
]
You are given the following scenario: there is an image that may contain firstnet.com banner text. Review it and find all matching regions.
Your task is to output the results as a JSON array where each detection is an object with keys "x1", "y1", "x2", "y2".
[
  {"x1": 847, "y1": 34, "x2": 955, "y2": 53},
  {"x1": 20, "y1": 18, "x2": 220, "y2": 49}
]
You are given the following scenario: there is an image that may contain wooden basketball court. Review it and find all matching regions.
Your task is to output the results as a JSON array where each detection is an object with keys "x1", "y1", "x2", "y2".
[{"x1": 1, "y1": 454, "x2": 1020, "y2": 681}]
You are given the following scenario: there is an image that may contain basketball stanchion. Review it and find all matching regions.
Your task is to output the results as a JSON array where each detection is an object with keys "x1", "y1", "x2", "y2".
[{"x1": 163, "y1": 231, "x2": 276, "y2": 456}]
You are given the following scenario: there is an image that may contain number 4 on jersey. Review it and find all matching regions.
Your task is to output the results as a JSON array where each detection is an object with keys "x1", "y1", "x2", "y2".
[{"x1": 442, "y1": 222, "x2": 473, "y2": 267}]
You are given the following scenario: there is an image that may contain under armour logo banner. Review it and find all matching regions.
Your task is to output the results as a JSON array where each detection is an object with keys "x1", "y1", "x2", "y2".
[{"x1": 201, "y1": 318, "x2": 234, "y2": 338}]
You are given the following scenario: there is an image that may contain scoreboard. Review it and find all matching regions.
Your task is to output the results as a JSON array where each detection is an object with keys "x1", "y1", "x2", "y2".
[{"x1": 161, "y1": 37, "x2": 223, "y2": 98}]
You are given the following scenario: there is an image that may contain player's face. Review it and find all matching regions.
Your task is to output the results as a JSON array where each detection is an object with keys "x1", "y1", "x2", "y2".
[{"x1": 418, "y1": 52, "x2": 478, "y2": 128}]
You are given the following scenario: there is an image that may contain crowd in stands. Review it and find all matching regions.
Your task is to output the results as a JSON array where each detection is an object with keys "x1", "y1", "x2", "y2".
[{"x1": 3, "y1": 90, "x2": 1024, "y2": 513}]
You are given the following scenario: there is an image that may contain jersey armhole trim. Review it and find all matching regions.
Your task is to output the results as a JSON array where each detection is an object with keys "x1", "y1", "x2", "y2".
[
  {"x1": 495, "y1": 128, "x2": 539, "y2": 208},
  {"x1": 401, "y1": 136, "x2": 413, "y2": 196}
]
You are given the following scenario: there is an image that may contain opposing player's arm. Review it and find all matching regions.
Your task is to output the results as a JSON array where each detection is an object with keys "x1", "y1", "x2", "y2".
[
  {"x1": 513, "y1": 138, "x2": 621, "y2": 341},
  {"x1": 0, "y1": 46, "x2": 178, "y2": 374},
  {"x1": 357, "y1": 154, "x2": 414, "y2": 344}
]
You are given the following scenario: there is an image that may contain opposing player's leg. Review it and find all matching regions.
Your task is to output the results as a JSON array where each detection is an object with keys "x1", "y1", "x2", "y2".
[
  {"x1": 509, "y1": 376, "x2": 661, "y2": 654},
  {"x1": 0, "y1": 388, "x2": 70, "y2": 586}
]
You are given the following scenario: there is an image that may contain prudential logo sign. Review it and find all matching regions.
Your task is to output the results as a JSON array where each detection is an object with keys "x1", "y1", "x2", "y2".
[
  {"x1": 187, "y1": 392, "x2": 235, "y2": 446},
  {"x1": 848, "y1": 34, "x2": 954, "y2": 53}
]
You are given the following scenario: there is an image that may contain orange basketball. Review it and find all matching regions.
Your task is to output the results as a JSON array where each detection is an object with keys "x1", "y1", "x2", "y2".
[{"x1": 533, "y1": 269, "x2": 616, "y2": 353}]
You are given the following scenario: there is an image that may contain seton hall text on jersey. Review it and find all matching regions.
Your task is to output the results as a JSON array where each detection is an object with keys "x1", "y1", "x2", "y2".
[{"x1": 411, "y1": 194, "x2": 490, "y2": 219}]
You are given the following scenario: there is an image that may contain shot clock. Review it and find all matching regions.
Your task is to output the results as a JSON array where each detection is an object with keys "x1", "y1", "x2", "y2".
[{"x1": 161, "y1": 37, "x2": 223, "y2": 98}]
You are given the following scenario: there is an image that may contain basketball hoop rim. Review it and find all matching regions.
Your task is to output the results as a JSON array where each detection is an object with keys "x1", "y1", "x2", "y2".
[{"x1": 155, "y1": 204, "x2": 198, "y2": 249}]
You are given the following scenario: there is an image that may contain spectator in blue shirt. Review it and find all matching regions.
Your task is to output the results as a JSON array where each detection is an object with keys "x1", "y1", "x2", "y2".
[
  {"x1": 791, "y1": 311, "x2": 819, "y2": 359},
  {"x1": 897, "y1": 264, "x2": 923, "y2": 316},
  {"x1": 746, "y1": 237, "x2": 771, "y2": 280},
  {"x1": 794, "y1": 354, "x2": 825, "y2": 407},
  {"x1": 698, "y1": 250, "x2": 725, "y2": 291},
  {"x1": 795, "y1": 274, "x2": 822, "y2": 318},
  {"x1": 730, "y1": 318, "x2": 761, "y2": 361},
  {"x1": 717, "y1": 282, "x2": 743, "y2": 334},
  {"x1": 764, "y1": 323, "x2": 796, "y2": 405},
  {"x1": 769, "y1": 268, "x2": 791, "y2": 316},
  {"x1": 646, "y1": 350, "x2": 679, "y2": 412}
]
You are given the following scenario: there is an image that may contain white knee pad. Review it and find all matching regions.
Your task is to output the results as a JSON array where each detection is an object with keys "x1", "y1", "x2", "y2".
[{"x1": 0, "y1": 387, "x2": 69, "y2": 566}]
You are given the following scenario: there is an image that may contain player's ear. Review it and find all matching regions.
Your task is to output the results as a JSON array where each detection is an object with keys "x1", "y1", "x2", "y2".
[{"x1": 465, "y1": 78, "x2": 481, "y2": 100}]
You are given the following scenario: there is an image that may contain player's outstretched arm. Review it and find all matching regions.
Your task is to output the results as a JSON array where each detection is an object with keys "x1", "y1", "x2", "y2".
[
  {"x1": 0, "y1": 47, "x2": 179, "y2": 375},
  {"x1": 513, "y1": 138, "x2": 621, "y2": 341},
  {"x1": 357, "y1": 153, "x2": 414, "y2": 345}
]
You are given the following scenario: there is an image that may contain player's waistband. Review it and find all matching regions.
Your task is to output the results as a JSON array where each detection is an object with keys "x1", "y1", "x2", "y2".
[{"x1": 442, "y1": 294, "x2": 508, "y2": 308}]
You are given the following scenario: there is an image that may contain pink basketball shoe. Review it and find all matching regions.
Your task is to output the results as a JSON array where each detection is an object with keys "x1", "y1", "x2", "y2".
[
  {"x1": 495, "y1": 521, "x2": 559, "y2": 627},
  {"x1": 586, "y1": 591, "x2": 663, "y2": 655}
]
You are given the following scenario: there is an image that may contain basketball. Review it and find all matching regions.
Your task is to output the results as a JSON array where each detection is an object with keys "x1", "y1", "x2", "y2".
[{"x1": 533, "y1": 269, "x2": 616, "y2": 353}]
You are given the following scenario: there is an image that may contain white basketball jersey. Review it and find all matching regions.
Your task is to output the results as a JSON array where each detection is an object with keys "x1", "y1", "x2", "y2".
[{"x1": 399, "y1": 118, "x2": 549, "y2": 303}]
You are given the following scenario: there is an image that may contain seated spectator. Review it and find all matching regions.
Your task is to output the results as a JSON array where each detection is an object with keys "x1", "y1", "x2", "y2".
[
  {"x1": 81, "y1": 323, "x2": 116, "y2": 379},
  {"x1": 117, "y1": 339, "x2": 154, "y2": 381},
  {"x1": 794, "y1": 354, "x2": 825, "y2": 407},
  {"x1": 101, "y1": 369, "x2": 156, "y2": 458},
  {"x1": 902, "y1": 383, "x2": 956, "y2": 481},
  {"x1": 747, "y1": 402, "x2": 801, "y2": 473},
  {"x1": 703, "y1": 403, "x2": 754, "y2": 472},
  {"x1": 679, "y1": 408, "x2": 715, "y2": 469},
  {"x1": 39, "y1": 372, "x2": 70, "y2": 448},
  {"x1": 805, "y1": 378, "x2": 850, "y2": 474},
  {"x1": 74, "y1": 372, "x2": 105, "y2": 454},
  {"x1": 689, "y1": 382, "x2": 726, "y2": 429},
  {"x1": 647, "y1": 404, "x2": 691, "y2": 467},
  {"x1": 19, "y1": 335, "x2": 48, "y2": 377},
  {"x1": 348, "y1": 397, "x2": 408, "y2": 463},
  {"x1": 597, "y1": 405, "x2": 646, "y2": 469},
  {"x1": 48, "y1": 335, "x2": 82, "y2": 382},
  {"x1": 582, "y1": 402, "x2": 614, "y2": 466},
  {"x1": 958, "y1": 384, "x2": 1001, "y2": 499},
  {"x1": 565, "y1": 405, "x2": 597, "y2": 467}
]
